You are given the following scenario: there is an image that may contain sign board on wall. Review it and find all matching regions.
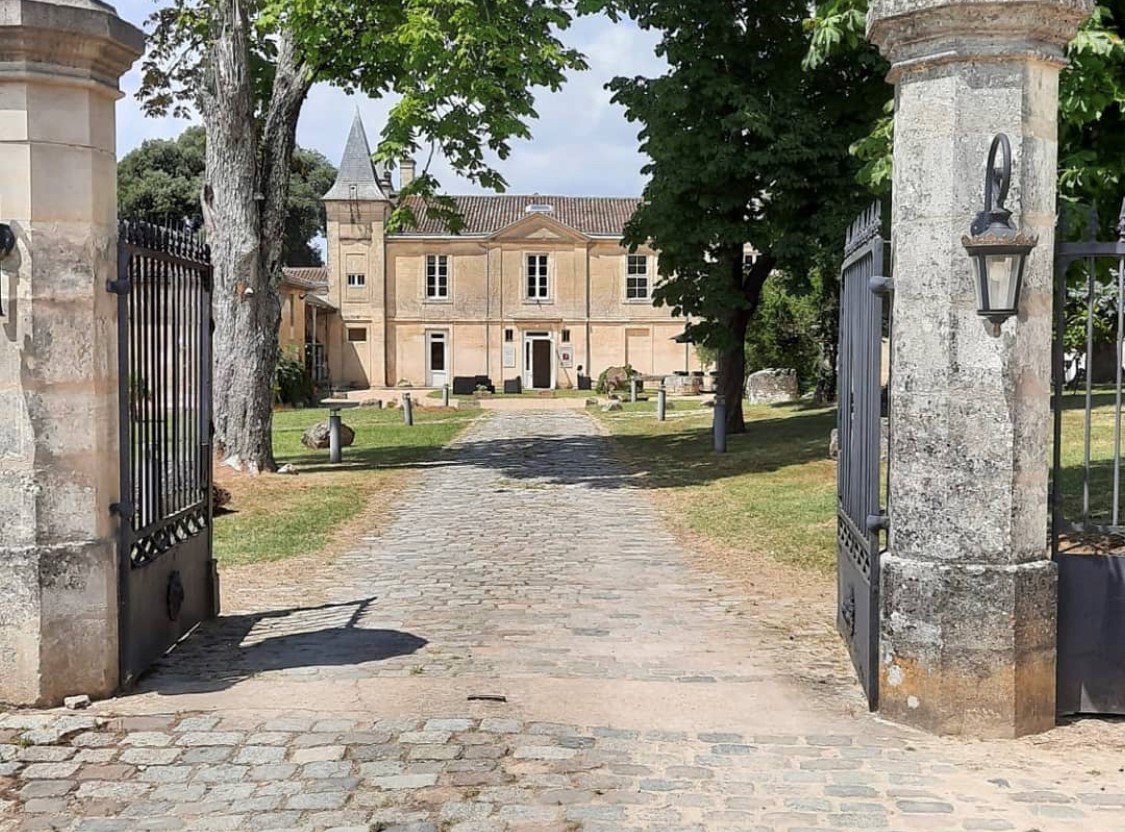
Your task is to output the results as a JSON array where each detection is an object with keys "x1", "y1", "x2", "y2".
[
  {"x1": 502, "y1": 344, "x2": 516, "y2": 368},
  {"x1": 559, "y1": 345, "x2": 574, "y2": 368}
]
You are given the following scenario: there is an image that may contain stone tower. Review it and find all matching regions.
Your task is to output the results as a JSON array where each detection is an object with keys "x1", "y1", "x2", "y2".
[{"x1": 323, "y1": 111, "x2": 392, "y2": 388}]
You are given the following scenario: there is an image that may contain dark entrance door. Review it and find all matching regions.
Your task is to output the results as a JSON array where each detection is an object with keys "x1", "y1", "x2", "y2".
[
  {"x1": 836, "y1": 203, "x2": 891, "y2": 711},
  {"x1": 110, "y1": 221, "x2": 218, "y2": 687},
  {"x1": 1052, "y1": 202, "x2": 1125, "y2": 716},
  {"x1": 532, "y1": 339, "x2": 552, "y2": 388}
]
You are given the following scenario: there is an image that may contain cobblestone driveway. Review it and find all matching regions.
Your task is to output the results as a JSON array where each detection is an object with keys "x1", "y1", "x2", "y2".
[{"x1": 3, "y1": 411, "x2": 1125, "y2": 832}]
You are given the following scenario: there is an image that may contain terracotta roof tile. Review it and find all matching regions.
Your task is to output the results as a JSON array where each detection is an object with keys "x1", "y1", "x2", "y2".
[
  {"x1": 393, "y1": 195, "x2": 640, "y2": 237},
  {"x1": 282, "y1": 267, "x2": 329, "y2": 290}
]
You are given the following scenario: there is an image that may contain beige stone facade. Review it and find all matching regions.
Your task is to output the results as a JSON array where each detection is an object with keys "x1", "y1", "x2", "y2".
[{"x1": 306, "y1": 115, "x2": 700, "y2": 391}]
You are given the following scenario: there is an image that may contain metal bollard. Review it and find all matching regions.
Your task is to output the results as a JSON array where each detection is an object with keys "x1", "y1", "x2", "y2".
[
  {"x1": 657, "y1": 384, "x2": 667, "y2": 422},
  {"x1": 630, "y1": 377, "x2": 639, "y2": 403},
  {"x1": 442, "y1": 384, "x2": 450, "y2": 407},
  {"x1": 713, "y1": 395, "x2": 727, "y2": 454},
  {"x1": 328, "y1": 409, "x2": 343, "y2": 464},
  {"x1": 402, "y1": 391, "x2": 414, "y2": 426}
]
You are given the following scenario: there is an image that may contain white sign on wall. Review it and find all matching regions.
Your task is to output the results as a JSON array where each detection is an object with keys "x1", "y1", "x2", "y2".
[
  {"x1": 502, "y1": 344, "x2": 516, "y2": 368},
  {"x1": 559, "y1": 345, "x2": 574, "y2": 368}
]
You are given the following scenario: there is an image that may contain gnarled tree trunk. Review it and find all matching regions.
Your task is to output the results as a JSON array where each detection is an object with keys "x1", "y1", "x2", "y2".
[{"x1": 200, "y1": 0, "x2": 312, "y2": 474}]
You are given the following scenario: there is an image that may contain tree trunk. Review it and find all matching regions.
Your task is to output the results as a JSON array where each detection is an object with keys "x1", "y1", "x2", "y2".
[
  {"x1": 201, "y1": 2, "x2": 311, "y2": 474},
  {"x1": 716, "y1": 248, "x2": 776, "y2": 434},
  {"x1": 813, "y1": 271, "x2": 840, "y2": 406},
  {"x1": 717, "y1": 318, "x2": 750, "y2": 434}
]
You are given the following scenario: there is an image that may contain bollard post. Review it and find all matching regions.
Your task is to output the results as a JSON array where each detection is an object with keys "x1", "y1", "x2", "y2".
[
  {"x1": 657, "y1": 384, "x2": 667, "y2": 422},
  {"x1": 403, "y1": 391, "x2": 414, "y2": 426},
  {"x1": 713, "y1": 395, "x2": 727, "y2": 454},
  {"x1": 329, "y1": 409, "x2": 343, "y2": 464},
  {"x1": 442, "y1": 384, "x2": 450, "y2": 407},
  {"x1": 630, "y1": 377, "x2": 638, "y2": 403}
]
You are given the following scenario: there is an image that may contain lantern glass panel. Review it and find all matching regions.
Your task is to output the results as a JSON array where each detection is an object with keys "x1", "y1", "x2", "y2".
[{"x1": 974, "y1": 252, "x2": 1020, "y2": 314}]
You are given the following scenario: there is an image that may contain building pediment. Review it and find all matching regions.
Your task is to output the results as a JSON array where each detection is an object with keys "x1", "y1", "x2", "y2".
[{"x1": 488, "y1": 212, "x2": 590, "y2": 243}]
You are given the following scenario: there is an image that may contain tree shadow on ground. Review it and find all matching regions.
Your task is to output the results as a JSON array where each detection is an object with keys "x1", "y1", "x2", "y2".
[
  {"x1": 435, "y1": 408, "x2": 837, "y2": 491},
  {"x1": 131, "y1": 597, "x2": 427, "y2": 696}
]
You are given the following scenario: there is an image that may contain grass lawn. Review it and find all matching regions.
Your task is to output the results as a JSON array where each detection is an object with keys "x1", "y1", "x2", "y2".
[
  {"x1": 592, "y1": 388, "x2": 1125, "y2": 573},
  {"x1": 213, "y1": 406, "x2": 477, "y2": 568},
  {"x1": 594, "y1": 400, "x2": 838, "y2": 573},
  {"x1": 1057, "y1": 389, "x2": 1125, "y2": 529}
]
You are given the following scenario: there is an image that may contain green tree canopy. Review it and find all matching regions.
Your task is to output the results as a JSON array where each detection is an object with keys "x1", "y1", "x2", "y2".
[
  {"x1": 807, "y1": 0, "x2": 1125, "y2": 228},
  {"x1": 600, "y1": 0, "x2": 887, "y2": 429},
  {"x1": 118, "y1": 127, "x2": 336, "y2": 266}
]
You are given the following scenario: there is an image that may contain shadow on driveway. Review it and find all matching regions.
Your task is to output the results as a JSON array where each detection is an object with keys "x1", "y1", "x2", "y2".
[{"x1": 130, "y1": 597, "x2": 427, "y2": 696}]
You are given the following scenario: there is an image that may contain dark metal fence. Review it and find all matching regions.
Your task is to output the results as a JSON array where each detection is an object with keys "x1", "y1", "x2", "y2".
[
  {"x1": 110, "y1": 221, "x2": 217, "y2": 685},
  {"x1": 1052, "y1": 202, "x2": 1125, "y2": 715},
  {"x1": 837, "y1": 202, "x2": 891, "y2": 711}
]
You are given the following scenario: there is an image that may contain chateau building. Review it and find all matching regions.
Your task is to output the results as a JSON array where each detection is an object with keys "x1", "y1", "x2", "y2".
[{"x1": 283, "y1": 113, "x2": 701, "y2": 391}]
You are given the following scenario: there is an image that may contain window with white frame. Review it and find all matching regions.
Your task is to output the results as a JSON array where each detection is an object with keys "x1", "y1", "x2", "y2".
[
  {"x1": 346, "y1": 272, "x2": 366, "y2": 288},
  {"x1": 626, "y1": 255, "x2": 649, "y2": 300},
  {"x1": 526, "y1": 254, "x2": 549, "y2": 299},
  {"x1": 425, "y1": 254, "x2": 450, "y2": 299}
]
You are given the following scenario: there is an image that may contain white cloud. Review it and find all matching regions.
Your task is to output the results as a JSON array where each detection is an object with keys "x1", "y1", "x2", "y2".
[{"x1": 112, "y1": 1, "x2": 665, "y2": 198}]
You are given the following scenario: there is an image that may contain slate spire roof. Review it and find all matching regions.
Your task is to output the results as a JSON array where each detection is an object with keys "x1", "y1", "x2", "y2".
[{"x1": 323, "y1": 110, "x2": 391, "y2": 202}]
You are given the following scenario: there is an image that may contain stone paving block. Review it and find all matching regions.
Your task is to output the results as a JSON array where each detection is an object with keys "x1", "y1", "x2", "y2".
[
  {"x1": 20, "y1": 762, "x2": 80, "y2": 779},
  {"x1": 120, "y1": 748, "x2": 181, "y2": 766}
]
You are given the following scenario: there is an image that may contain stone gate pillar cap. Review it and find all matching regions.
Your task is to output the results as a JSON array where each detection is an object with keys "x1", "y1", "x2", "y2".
[
  {"x1": 868, "y1": 0, "x2": 1095, "y2": 79},
  {"x1": 0, "y1": 0, "x2": 145, "y2": 92}
]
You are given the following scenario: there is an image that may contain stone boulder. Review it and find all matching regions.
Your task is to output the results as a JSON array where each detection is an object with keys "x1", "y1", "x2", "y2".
[
  {"x1": 664, "y1": 375, "x2": 701, "y2": 396},
  {"x1": 746, "y1": 368, "x2": 798, "y2": 405},
  {"x1": 301, "y1": 421, "x2": 355, "y2": 450},
  {"x1": 599, "y1": 366, "x2": 632, "y2": 393}
]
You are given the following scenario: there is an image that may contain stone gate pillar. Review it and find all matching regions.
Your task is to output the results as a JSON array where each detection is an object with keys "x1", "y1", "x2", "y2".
[
  {"x1": 0, "y1": 0, "x2": 143, "y2": 705},
  {"x1": 867, "y1": 0, "x2": 1092, "y2": 737}
]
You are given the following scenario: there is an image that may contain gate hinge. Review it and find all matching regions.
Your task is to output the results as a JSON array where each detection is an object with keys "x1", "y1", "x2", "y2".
[
  {"x1": 106, "y1": 277, "x2": 131, "y2": 295},
  {"x1": 110, "y1": 501, "x2": 134, "y2": 520},
  {"x1": 868, "y1": 276, "x2": 894, "y2": 296},
  {"x1": 866, "y1": 513, "x2": 889, "y2": 533}
]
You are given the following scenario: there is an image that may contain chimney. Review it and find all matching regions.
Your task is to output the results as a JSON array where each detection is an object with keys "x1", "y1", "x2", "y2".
[{"x1": 400, "y1": 157, "x2": 416, "y2": 189}]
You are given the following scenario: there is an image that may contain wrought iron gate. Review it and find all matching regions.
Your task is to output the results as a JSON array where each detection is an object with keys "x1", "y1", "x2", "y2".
[
  {"x1": 1052, "y1": 202, "x2": 1125, "y2": 715},
  {"x1": 837, "y1": 203, "x2": 891, "y2": 710},
  {"x1": 110, "y1": 221, "x2": 218, "y2": 686}
]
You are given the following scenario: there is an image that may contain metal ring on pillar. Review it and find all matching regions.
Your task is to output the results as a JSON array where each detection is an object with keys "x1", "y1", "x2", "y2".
[
  {"x1": 0, "y1": 223, "x2": 14, "y2": 318},
  {"x1": 0, "y1": 224, "x2": 14, "y2": 259}
]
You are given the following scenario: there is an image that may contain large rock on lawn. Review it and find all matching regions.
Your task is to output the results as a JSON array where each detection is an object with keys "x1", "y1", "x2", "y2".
[
  {"x1": 746, "y1": 368, "x2": 798, "y2": 404},
  {"x1": 301, "y1": 421, "x2": 355, "y2": 450}
]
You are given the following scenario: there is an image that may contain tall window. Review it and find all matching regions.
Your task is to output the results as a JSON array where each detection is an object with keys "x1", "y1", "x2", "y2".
[
  {"x1": 626, "y1": 255, "x2": 649, "y2": 299},
  {"x1": 347, "y1": 272, "x2": 366, "y2": 288},
  {"x1": 526, "y1": 254, "x2": 549, "y2": 299},
  {"x1": 426, "y1": 255, "x2": 449, "y2": 299}
]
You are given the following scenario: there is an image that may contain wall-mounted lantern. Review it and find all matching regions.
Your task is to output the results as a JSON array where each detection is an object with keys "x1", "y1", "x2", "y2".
[
  {"x1": 961, "y1": 133, "x2": 1038, "y2": 327},
  {"x1": 0, "y1": 222, "x2": 15, "y2": 317}
]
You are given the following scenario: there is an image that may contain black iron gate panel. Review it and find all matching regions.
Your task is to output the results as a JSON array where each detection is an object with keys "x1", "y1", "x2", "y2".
[
  {"x1": 1052, "y1": 203, "x2": 1125, "y2": 716},
  {"x1": 111, "y1": 221, "x2": 218, "y2": 687},
  {"x1": 837, "y1": 203, "x2": 891, "y2": 711}
]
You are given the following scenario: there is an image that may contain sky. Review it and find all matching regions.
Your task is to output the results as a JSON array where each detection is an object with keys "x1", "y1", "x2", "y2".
[{"x1": 113, "y1": 1, "x2": 666, "y2": 198}]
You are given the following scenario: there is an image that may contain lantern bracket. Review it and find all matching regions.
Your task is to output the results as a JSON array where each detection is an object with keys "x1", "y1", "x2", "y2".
[{"x1": 971, "y1": 134, "x2": 1014, "y2": 238}]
